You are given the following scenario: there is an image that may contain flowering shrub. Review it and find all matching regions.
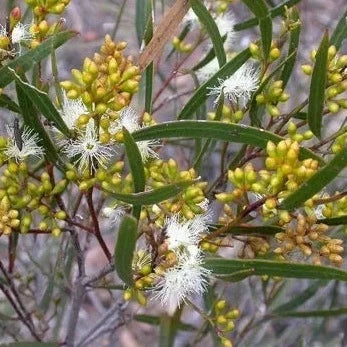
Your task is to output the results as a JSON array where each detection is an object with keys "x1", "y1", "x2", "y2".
[{"x1": 0, "y1": 0, "x2": 346, "y2": 346}]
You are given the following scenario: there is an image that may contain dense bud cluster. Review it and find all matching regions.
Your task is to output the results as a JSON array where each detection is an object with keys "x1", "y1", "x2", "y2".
[
  {"x1": 216, "y1": 138, "x2": 320, "y2": 209},
  {"x1": 145, "y1": 159, "x2": 208, "y2": 222},
  {"x1": 255, "y1": 80, "x2": 290, "y2": 118},
  {"x1": 61, "y1": 35, "x2": 140, "y2": 117},
  {"x1": 302, "y1": 46, "x2": 347, "y2": 114},
  {"x1": 274, "y1": 214, "x2": 343, "y2": 266},
  {"x1": 0, "y1": 156, "x2": 68, "y2": 236}
]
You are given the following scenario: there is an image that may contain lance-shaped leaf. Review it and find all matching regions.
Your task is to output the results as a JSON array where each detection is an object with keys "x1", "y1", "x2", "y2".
[
  {"x1": 242, "y1": 0, "x2": 272, "y2": 60},
  {"x1": 0, "y1": 31, "x2": 76, "y2": 88},
  {"x1": 114, "y1": 215, "x2": 138, "y2": 286},
  {"x1": 317, "y1": 215, "x2": 347, "y2": 226},
  {"x1": 204, "y1": 258, "x2": 347, "y2": 281},
  {"x1": 123, "y1": 128, "x2": 146, "y2": 193},
  {"x1": 102, "y1": 180, "x2": 195, "y2": 205},
  {"x1": 307, "y1": 31, "x2": 329, "y2": 138},
  {"x1": 190, "y1": 0, "x2": 226, "y2": 67},
  {"x1": 280, "y1": 148, "x2": 347, "y2": 210},
  {"x1": 330, "y1": 8, "x2": 347, "y2": 50},
  {"x1": 15, "y1": 82, "x2": 60, "y2": 164},
  {"x1": 123, "y1": 127, "x2": 145, "y2": 219},
  {"x1": 0, "y1": 94, "x2": 20, "y2": 113},
  {"x1": 9, "y1": 68, "x2": 69, "y2": 136},
  {"x1": 132, "y1": 120, "x2": 323, "y2": 163},
  {"x1": 177, "y1": 48, "x2": 251, "y2": 120},
  {"x1": 280, "y1": 7, "x2": 301, "y2": 88}
]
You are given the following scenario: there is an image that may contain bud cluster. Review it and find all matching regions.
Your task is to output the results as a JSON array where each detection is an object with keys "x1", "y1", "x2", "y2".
[
  {"x1": 216, "y1": 139, "x2": 320, "y2": 221},
  {"x1": 61, "y1": 35, "x2": 140, "y2": 121},
  {"x1": 0, "y1": 159, "x2": 68, "y2": 236},
  {"x1": 144, "y1": 159, "x2": 208, "y2": 222},
  {"x1": 256, "y1": 80, "x2": 290, "y2": 118},
  {"x1": 172, "y1": 36, "x2": 193, "y2": 53},
  {"x1": 332, "y1": 132, "x2": 347, "y2": 154},
  {"x1": 316, "y1": 193, "x2": 347, "y2": 220},
  {"x1": 274, "y1": 214, "x2": 344, "y2": 266},
  {"x1": 123, "y1": 250, "x2": 154, "y2": 306},
  {"x1": 213, "y1": 299, "x2": 240, "y2": 347},
  {"x1": 287, "y1": 121, "x2": 314, "y2": 143},
  {"x1": 208, "y1": 104, "x2": 244, "y2": 124},
  {"x1": 302, "y1": 46, "x2": 347, "y2": 114},
  {"x1": 24, "y1": 0, "x2": 70, "y2": 19},
  {"x1": 249, "y1": 41, "x2": 281, "y2": 62}
]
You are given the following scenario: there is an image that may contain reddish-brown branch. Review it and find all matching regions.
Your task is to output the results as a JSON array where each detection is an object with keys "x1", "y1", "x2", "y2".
[{"x1": 86, "y1": 188, "x2": 112, "y2": 262}]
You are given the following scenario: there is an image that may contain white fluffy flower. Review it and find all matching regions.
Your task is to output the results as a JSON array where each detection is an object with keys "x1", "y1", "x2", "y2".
[
  {"x1": 102, "y1": 206, "x2": 126, "y2": 226},
  {"x1": 208, "y1": 62, "x2": 259, "y2": 106},
  {"x1": 215, "y1": 13, "x2": 237, "y2": 49},
  {"x1": 196, "y1": 58, "x2": 220, "y2": 83},
  {"x1": 60, "y1": 92, "x2": 88, "y2": 130},
  {"x1": 64, "y1": 120, "x2": 114, "y2": 172},
  {"x1": 5, "y1": 125, "x2": 44, "y2": 162},
  {"x1": 113, "y1": 107, "x2": 159, "y2": 162},
  {"x1": 11, "y1": 23, "x2": 32, "y2": 44},
  {"x1": 153, "y1": 249, "x2": 210, "y2": 315},
  {"x1": 165, "y1": 213, "x2": 210, "y2": 251}
]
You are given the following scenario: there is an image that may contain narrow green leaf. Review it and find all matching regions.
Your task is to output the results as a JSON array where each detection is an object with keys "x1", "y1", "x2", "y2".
[
  {"x1": 190, "y1": 0, "x2": 226, "y2": 67},
  {"x1": 0, "y1": 31, "x2": 76, "y2": 88},
  {"x1": 234, "y1": 0, "x2": 301, "y2": 31},
  {"x1": 0, "y1": 94, "x2": 20, "y2": 113},
  {"x1": 9, "y1": 68, "x2": 69, "y2": 136},
  {"x1": 193, "y1": 94, "x2": 224, "y2": 168},
  {"x1": 178, "y1": 48, "x2": 251, "y2": 120},
  {"x1": 216, "y1": 269, "x2": 256, "y2": 282},
  {"x1": 103, "y1": 180, "x2": 194, "y2": 205},
  {"x1": 135, "y1": 0, "x2": 147, "y2": 47},
  {"x1": 123, "y1": 128, "x2": 146, "y2": 193},
  {"x1": 242, "y1": 0, "x2": 272, "y2": 59},
  {"x1": 274, "y1": 307, "x2": 347, "y2": 318},
  {"x1": 280, "y1": 7, "x2": 301, "y2": 88},
  {"x1": 317, "y1": 215, "x2": 347, "y2": 226},
  {"x1": 15, "y1": 82, "x2": 60, "y2": 164},
  {"x1": 280, "y1": 148, "x2": 347, "y2": 210},
  {"x1": 123, "y1": 127, "x2": 145, "y2": 219},
  {"x1": 272, "y1": 280, "x2": 325, "y2": 313},
  {"x1": 307, "y1": 31, "x2": 329, "y2": 138},
  {"x1": 114, "y1": 215, "x2": 138, "y2": 286},
  {"x1": 132, "y1": 120, "x2": 324, "y2": 163},
  {"x1": 330, "y1": 9, "x2": 347, "y2": 50},
  {"x1": 204, "y1": 258, "x2": 347, "y2": 281},
  {"x1": 159, "y1": 315, "x2": 176, "y2": 347}
]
